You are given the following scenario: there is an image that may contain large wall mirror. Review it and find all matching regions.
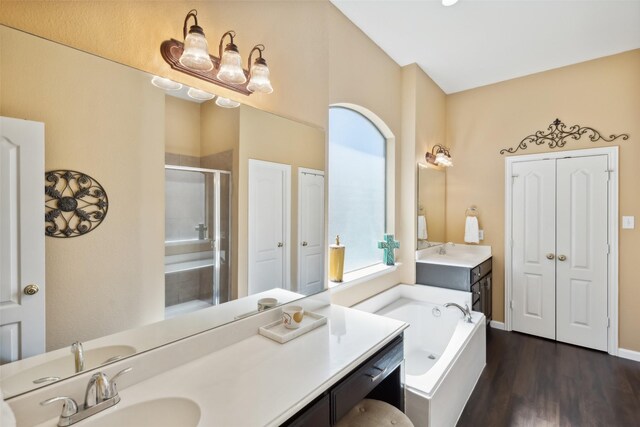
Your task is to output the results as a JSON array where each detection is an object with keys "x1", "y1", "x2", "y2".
[
  {"x1": 0, "y1": 25, "x2": 326, "y2": 397},
  {"x1": 417, "y1": 163, "x2": 445, "y2": 248}
]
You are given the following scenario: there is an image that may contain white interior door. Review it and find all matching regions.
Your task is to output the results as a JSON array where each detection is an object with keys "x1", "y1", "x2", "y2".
[
  {"x1": 248, "y1": 160, "x2": 290, "y2": 295},
  {"x1": 298, "y1": 169, "x2": 325, "y2": 295},
  {"x1": 0, "y1": 117, "x2": 45, "y2": 363},
  {"x1": 511, "y1": 159, "x2": 556, "y2": 340},
  {"x1": 556, "y1": 156, "x2": 609, "y2": 351}
]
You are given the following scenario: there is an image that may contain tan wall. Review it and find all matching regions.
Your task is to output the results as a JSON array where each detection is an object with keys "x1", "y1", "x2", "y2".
[
  {"x1": 446, "y1": 49, "x2": 640, "y2": 351},
  {"x1": 164, "y1": 96, "x2": 201, "y2": 157},
  {"x1": 0, "y1": 26, "x2": 165, "y2": 350},
  {"x1": 0, "y1": 0, "x2": 329, "y2": 129},
  {"x1": 237, "y1": 105, "x2": 325, "y2": 297},
  {"x1": 0, "y1": 1, "x2": 416, "y2": 309}
]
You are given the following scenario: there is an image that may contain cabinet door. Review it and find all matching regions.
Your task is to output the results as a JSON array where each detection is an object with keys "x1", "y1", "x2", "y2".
[{"x1": 484, "y1": 275, "x2": 492, "y2": 321}]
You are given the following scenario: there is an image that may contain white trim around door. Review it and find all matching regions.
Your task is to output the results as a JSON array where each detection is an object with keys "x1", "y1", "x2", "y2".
[{"x1": 504, "y1": 146, "x2": 619, "y2": 356}]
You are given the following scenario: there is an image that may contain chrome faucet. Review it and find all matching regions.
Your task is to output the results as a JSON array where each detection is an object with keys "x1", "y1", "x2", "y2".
[
  {"x1": 41, "y1": 367, "x2": 132, "y2": 426},
  {"x1": 70, "y1": 341, "x2": 84, "y2": 373},
  {"x1": 444, "y1": 302, "x2": 473, "y2": 323},
  {"x1": 438, "y1": 242, "x2": 455, "y2": 255}
]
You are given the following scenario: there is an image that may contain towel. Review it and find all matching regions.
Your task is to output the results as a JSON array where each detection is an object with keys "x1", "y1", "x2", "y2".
[
  {"x1": 1, "y1": 388, "x2": 16, "y2": 427},
  {"x1": 464, "y1": 216, "x2": 479, "y2": 244},
  {"x1": 417, "y1": 215, "x2": 428, "y2": 240}
]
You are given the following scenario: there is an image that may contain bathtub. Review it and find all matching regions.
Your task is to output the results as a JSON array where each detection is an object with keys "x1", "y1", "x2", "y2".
[{"x1": 354, "y1": 284, "x2": 486, "y2": 427}]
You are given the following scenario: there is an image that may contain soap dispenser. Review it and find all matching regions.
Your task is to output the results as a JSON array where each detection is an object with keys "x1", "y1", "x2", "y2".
[{"x1": 329, "y1": 235, "x2": 345, "y2": 282}]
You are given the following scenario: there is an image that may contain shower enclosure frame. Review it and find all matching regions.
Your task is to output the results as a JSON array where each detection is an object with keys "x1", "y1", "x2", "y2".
[{"x1": 164, "y1": 165, "x2": 232, "y2": 307}]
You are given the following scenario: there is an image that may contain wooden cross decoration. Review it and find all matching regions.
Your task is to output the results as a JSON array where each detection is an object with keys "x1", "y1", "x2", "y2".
[{"x1": 378, "y1": 234, "x2": 400, "y2": 266}]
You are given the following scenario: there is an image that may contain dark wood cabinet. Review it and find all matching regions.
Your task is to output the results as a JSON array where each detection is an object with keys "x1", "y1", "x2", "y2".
[
  {"x1": 417, "y1": 257, "x2": 492, "y2": 322},
  {"x1": 282, "y1": 335, "x2": 404, "y2": 427}
]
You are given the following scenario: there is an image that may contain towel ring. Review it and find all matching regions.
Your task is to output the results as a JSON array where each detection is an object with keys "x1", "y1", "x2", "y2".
[{"x1": 465, "y1": 206, "x2": 479, "y2": 217}]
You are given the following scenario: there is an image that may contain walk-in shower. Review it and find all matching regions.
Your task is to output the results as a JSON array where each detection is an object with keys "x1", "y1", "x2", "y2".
[{"x1": 164, "y1": 165, "x2": 231, "y2": 318}]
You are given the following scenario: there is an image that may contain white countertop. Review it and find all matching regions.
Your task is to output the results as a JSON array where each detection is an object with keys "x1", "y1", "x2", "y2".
[
  {"x1": 1, "y1": 288, "x2": 305, "y2": 398},
  {"x1": 415, "y1": 244, "x2": 492, "y2": 268},
  {"x1": 32, "y1": 305, "x2": 408, "y2": 427}
]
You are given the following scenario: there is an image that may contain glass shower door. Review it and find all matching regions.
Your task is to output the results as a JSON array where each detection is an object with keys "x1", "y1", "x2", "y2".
[{"x1": 164, "y1": 166, "x2": 231, "y2": 318}]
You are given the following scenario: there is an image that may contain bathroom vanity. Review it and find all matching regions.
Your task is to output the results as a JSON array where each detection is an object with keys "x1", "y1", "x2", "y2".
[
  {"x1": 8, "y1": 301, "x2": 408, "y2": 427},
  {"x1": 416, "y1": 245, "x2": 492, "y2": 322}
]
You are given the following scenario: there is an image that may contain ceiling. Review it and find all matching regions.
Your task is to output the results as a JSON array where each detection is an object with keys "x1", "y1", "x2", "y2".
[{"x1": 330, "y1": 0, "x2": 640, "y2": 93}]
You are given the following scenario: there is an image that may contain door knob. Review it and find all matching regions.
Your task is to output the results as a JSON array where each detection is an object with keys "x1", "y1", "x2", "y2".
[
  {"x1": 24, "y1": 284, "x2": 40, "y2": 295},
  {"x1": 301, "y1": 241, "x2": 308, "y2": 247},
  {"x1": 546, "y1": 253, "x2": 555, "y2": 260},
  {"x1": 277, "y1": 242, "x2": 284, "y2": 248},
  {"x1": 558, "y1": 255, "x2": 567, "y2": 261}
]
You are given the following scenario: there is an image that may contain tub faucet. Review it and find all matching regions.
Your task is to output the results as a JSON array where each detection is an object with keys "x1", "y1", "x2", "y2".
[
  {"x1": 444, "y1": 302, "x2": 473, "y2": 323},
  {"x1": 71, "y1": 341, "x2": 84, "y2": 373}
]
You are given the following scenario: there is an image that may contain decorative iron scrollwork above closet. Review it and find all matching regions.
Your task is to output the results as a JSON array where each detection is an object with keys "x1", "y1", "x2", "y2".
[{"x1": 500, "y1": 118, "x2": 629, "y2": 155}]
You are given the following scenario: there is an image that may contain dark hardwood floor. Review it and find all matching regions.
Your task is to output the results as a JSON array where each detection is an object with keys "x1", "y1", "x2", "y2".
[{"x1": 457, "y1": 328, "x2": 640, "y2": 427}]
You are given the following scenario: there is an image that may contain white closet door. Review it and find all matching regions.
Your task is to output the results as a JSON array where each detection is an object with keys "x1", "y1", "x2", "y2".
[
  {"x1": 0, "y1": 117, "x2": 45, "y2": 363},
  {"x1": 248, "y1": 160, "x2": 290, "y2": 295},
  {"x1": 556, "y1": 156, "x2": 608, "y2": 351},
  {"x1": 298, "y1": 169, "x2": 325, "y2": 295},
  {"x1": 511, "y1": 159, "x2": 556, "y2": 340}
]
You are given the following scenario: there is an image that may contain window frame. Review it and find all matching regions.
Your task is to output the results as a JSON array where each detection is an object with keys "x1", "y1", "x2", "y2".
[{"x1": 328, "y1": 103, "x2": 396, "y2": 274}]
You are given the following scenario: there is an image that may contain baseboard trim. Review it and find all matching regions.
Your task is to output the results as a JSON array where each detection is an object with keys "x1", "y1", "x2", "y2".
[
  {"x1": 490, "y1": 320, "x2": 505, "y2": 330},
  {"x1": 618, "y1": 348, "x2": 640, "y2": 362}
]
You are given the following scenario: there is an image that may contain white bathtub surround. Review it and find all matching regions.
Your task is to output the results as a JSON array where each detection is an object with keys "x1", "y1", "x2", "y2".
[
  {"x1": 9, "y1": 296, "x2": 408, "y2": 427},
  {"x1": 355, "y1": 284, "x2": 486, "y2": 427},
  {"x1": 416, "y1": 243, "x2": 491, "y2": 268}
]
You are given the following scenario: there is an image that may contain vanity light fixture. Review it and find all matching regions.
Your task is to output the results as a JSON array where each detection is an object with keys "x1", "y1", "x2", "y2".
[
  {"x1": 217, "y1": 31, "x2": 247, "y2": 85},
  {"x1": 187, "y1": 87, "x2": 215, "y2": 101},
  {"x1": 178, "y1": 10, "x2": 214, "y2": 72},
  {"x1": 426, "y1": 145, "x2": 453, "y2": 167},
  {"x1": 442, "y1": 0, "x2": 459, "y2": 6},
  {"x1": 161, "y1": 9, "x2": 273, "y2": 97},
  {"x1": 151, "y1": 76, "x2": 183, "y2": 91},
  {"x1": 246, "y1": 45, "x2": 274, "y2": 94},
  {"x1": 215, "y1": 96, "x2": 241, "y2": 108}
]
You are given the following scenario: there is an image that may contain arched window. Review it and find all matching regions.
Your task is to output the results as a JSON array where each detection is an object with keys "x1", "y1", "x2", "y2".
[{"x1": 328, "y1": 105, "x2": 393, "y2": 273}]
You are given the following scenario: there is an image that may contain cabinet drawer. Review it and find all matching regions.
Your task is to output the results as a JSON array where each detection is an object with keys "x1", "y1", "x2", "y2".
[
  {"x1": 332, "y1": 337, "x2": 403, "y2": 423},
  {"x1": 471, "y1": 257, "x2": 492, "y2": 283},
  {"x1": 285, "y1": 394, "x2": 330, "y2": 427}
]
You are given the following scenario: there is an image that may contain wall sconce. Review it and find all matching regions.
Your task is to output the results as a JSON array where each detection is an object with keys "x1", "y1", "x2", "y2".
[
  {"x1": 160, "y1": 9, "x2": 273, "y2": 96},
  {"x1": 425, "y1": 145, "x2": 453, "y2": 167}
]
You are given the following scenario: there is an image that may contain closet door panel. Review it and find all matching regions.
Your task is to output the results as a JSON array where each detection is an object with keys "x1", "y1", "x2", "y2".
[
  {"x1": 556, "y1": 156, "x2": 608, "y2": 351},
  {"x1": 511, "y1": 160, "x2": 556, "y2": 339}
]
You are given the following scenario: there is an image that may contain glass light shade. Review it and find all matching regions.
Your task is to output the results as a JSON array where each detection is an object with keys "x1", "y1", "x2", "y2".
[
  {"x1": 435, "y1": 152, "x2": 453, "y2": 167},
  {"x1": 217, "y1": 48, "x2": 247, "y2": 84},
  {"x1": 179, "y1": 32, "x2": 214, "y2": 71},
  {"x1": 151, "y1": 76, "x2": 183, "y2": 91},
  {"x1": 187, "y1": 87, "x2": 215, "y2": 101},
  {"x1": 247, "y1": 62, "x2": 274, "y2": 94},
  {"x1": 442, "y1": 0, "x2": 459, "y2": 6},
  {"x1": 215, "y1": 97, "x2": 241, "y2": 108}
]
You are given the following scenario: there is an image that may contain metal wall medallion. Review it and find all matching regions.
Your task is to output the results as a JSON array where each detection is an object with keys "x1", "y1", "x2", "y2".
[
  {"x1": 500, "y1": 118, "x2": 629, "y2": 155},
  {"x1": 45, "y1": 170, "x2": 109, "y2": 238}
]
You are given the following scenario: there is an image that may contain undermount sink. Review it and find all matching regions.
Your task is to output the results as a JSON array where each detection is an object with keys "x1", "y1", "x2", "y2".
[
  {"x1": 416, "y1": 244, "x2": 491, "y2": 268},
  {"x1": 1, "y1": 345, "x2": 136, "y2": 396},
  {"x1": 81, "y1": 398, "x2": 201, "y2": 427}
]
